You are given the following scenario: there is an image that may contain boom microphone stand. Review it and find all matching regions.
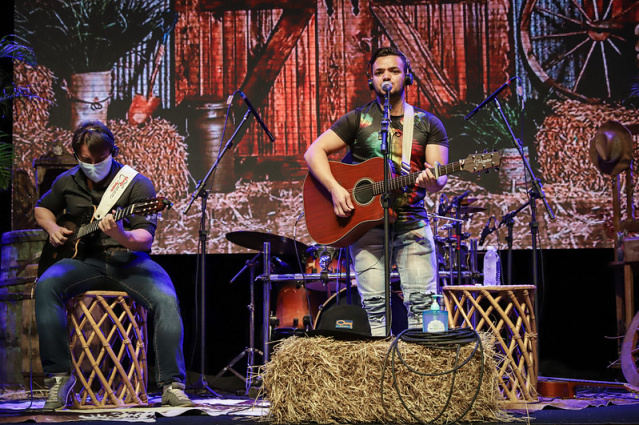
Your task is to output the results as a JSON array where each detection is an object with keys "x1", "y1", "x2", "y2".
[
  {"x1": 379, "y1": 84, "x2": 393, "y2": 337},
  {"x1": 183, "y1": 104, "x2": 256, "y2": 397}
]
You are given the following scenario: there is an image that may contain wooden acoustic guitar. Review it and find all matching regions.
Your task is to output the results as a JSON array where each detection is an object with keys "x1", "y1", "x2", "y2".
[
  {"x1": 302, "y1": 152, "x2": 500, "y2": 248},
  {"x1": 37, "y1": 197, "x2": 172, "y2": 277}
]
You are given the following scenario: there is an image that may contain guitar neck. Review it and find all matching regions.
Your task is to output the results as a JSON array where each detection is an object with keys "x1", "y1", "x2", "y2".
[
  {"x1": 374, "y1": 160, "x2": 465, "y2": 195},
  {"x1": 76, "y1": 205, "x2": 132, "y2": 238}
]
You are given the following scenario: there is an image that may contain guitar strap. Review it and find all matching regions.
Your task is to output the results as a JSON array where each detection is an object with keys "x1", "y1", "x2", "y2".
[
  {"x1": 94, "y1": 165, "x2": 139, "y2": 220},
  {"x1": 401, "y1": 102, "x2": 415, "y2": 175}
]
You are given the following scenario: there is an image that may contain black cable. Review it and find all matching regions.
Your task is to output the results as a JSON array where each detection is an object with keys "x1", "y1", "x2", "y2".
[{"x1": 380, "y1": 328, "x2": 485, "y2": 424}]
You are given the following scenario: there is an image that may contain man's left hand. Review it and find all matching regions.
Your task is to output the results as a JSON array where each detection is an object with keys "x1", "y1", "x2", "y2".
[{"x1": 98, "y1": 212, "x2": 125, "y2": 238}]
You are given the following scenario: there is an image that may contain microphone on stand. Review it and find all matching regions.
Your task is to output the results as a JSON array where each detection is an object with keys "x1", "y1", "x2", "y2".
[
  {"x1": 479, "y1": 216, "x2": 496, "y2": 246},
  {"x1": 238, "y1": 91, "x2": 275, "y2": 142},
  {"x1": 452, "y1": 190, "x2": 471, "y2": 208},
  {"x1": 464, "y1": 76, "x2": 518, "y2": 120},
  {"x1": 381, "y1": 81, "x2": 393, "y2": 93}
]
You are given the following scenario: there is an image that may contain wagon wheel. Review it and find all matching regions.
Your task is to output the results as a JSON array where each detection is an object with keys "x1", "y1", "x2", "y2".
[
  {"x1": 520, "y1": 0, "x2": 639, "y2": 103},
  {"x1": 621, "y1": 310, "x2": 639, "y2": 387}
]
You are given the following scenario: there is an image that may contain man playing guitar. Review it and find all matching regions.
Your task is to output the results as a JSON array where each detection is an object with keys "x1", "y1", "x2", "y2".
[{"x1": 304, "y1": 46, "x2": 449, "y2": 337}]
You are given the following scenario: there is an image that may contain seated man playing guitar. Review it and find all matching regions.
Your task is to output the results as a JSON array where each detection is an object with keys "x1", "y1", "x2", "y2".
[
  {"x1": 34, "y1": 121, "x2": 193, "y2": 409},
  {"x1": 304, "y1": 47, "x2": 449, "y2": 337}
]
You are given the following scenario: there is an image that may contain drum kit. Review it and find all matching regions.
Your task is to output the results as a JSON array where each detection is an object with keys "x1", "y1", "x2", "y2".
[{"x1": 222, "y1": 192, "x2": 486, "y2": 367}]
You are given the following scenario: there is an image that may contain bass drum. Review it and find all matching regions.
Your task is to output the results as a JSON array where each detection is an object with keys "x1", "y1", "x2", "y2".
[{"x1": 314, "y1": 285, "x2": 408, "y2": 335}]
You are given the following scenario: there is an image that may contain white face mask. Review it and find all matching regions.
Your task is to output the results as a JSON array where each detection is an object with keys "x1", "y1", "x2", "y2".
[{"x1": 78, "y1": 155, "x2": 113, "y2": 182}]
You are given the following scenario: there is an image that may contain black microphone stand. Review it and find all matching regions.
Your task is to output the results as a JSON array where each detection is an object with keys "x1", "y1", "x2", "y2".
[
  {"x1": 450, "y1": 191, "x2": 470, "y2": 285},
  {"x1": 499, "y1": 201, "x2": 529, "y2": 285},
  {"x1": 491, "y1": 97, "x2": 554, "y2": 288},
  {"x1": 380, "y1": 90, "x2": 393, "y2": 337},
  {"x1": 183, "y1": 107, "x2": 254, "y2": 396},
  {"x1": 491, "y1": 96, "x2": 554, "y2": 384}
]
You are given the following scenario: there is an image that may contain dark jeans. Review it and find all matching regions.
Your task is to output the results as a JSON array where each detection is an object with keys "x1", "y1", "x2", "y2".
[{"x1": 35, "y1": 250, "x2": 187, "y2": 386}]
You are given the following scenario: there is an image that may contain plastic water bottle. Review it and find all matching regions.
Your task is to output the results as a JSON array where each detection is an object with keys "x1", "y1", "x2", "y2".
[{"x1": 483, "y1": 246, "x2": 501, "y2": 285}]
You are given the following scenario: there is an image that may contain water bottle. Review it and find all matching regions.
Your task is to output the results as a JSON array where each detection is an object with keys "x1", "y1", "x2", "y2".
[{"x1": 483, "y1": 246, "x2": 501, "y2": 285}]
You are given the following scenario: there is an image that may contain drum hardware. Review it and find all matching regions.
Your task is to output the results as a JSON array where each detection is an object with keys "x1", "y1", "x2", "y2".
[
  {"x1": 213, "y1": 252, "x2": 264, "y2": 395},
  {"x1": 226, "y1": 230, "x2": 309, "y2": 258}
]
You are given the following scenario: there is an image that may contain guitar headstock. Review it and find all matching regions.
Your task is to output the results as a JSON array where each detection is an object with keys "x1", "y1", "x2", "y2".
[
  {"x1": 461, "y1": 151, "x2": 501, "y2": 173},
  {"x1": 132, "y1": 197, "x2": 173, "y2": 216}
]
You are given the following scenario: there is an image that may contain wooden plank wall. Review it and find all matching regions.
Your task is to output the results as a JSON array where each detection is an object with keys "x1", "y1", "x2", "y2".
[{"x1": 173, "y1": 0, "x2": 512, "y2": 165}]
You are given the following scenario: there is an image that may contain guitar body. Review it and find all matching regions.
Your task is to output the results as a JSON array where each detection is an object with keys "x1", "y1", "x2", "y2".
[
  {"x1": 303, "y1": 152, "x2": 501, "y2": 247},
  {"x1": 36, "y1": 197, "x2": 172, "y2": 278},
  {"x1": 303, "y1": 157, "x2": 397, "y2": 248},
  {"x1": 37, "y1": 216, "x2": 85, "y2": 277}
]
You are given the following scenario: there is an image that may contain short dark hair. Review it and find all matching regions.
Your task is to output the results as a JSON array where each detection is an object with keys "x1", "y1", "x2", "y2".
[
  {"x1": 71, "y1": 120, "x2": 116, "y2": 156},
  {"x1": 368, "y1": 46, "x2": 410, "y2": 74}
]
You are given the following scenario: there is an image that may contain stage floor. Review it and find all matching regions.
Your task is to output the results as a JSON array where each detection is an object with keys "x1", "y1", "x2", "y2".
[{"x1": 2, "y1": 384, "x2": 639, "y2": 424}]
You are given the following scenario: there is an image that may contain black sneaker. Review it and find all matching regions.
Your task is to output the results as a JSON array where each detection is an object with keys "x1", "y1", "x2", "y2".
[
  {"x1": 161, "y1": 382, "x2": 195, "y2": 407},
  {"x1": 43, "y1": 374, "x2": 76, "y2": 410}
]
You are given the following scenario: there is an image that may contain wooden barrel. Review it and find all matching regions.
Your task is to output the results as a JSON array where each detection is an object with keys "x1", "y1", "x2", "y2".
[
  {"x1": 185, "y1": 99, "x2": 236, "y2": 193},
  {"x1": 69, "y1": 71, "x2": 112, "y2": 131},
  {"x1": 1, "y1": 229, "x2": 47, "y2": 287},
  {"x1": 0, "y1": 230, "x2": 46, "y2": 386}
]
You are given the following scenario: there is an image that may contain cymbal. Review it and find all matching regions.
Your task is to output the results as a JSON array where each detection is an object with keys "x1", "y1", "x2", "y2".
[
  {"x1": 226, "y1": 231, "x2": 308, "y2": 257},
  {"x1": 446, "y1": 205, "x2": 486, "y2": 216},
  {"x1": 459, "y1": 197, "x2": 478, "y2": 205}
]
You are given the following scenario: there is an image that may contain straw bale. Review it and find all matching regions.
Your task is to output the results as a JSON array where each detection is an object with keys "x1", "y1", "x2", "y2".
[
  {"x1": 262, "y1": 334, "x2": 512, "y2": 424},
  {"x1": 12, "y1": 61, "x2": 56, "y2": 136},
  {"x1": 536, "y1": 99, "x2": 639, "y2": 192}
]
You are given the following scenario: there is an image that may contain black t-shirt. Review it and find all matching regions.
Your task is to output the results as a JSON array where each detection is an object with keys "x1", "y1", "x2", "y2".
[
  {"x1": 330, "y1": 100, "x2": 448, "y2": 229},
  {"x1": 36, "y1": 160, "x2": 157, "y2": 253}
]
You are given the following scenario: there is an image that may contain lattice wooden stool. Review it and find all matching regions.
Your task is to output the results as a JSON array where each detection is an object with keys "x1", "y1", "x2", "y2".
[
  {"x1": 66, "y1": 290, "x2": 148, "y2": 409},
  {"x1": 443, "y1": 285, "x2": 538, "y2": 405}
]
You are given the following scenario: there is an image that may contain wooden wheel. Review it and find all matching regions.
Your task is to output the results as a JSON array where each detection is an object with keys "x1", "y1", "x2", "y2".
[
  {"x1": 519, "y1": 0, "x2": 639, "y2": 103},
  {"x1": 621, "y1": 310, "x2": 639, "y2": 386}
]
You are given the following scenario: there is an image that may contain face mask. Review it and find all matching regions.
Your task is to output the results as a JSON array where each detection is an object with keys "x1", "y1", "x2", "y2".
[{"x1": 78, "y1": 155, "x2": 113, "y2": 182}]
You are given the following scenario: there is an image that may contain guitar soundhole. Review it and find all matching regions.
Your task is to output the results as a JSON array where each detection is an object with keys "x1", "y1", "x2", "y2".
[{"x1": 353, "y1": 179, "x2": 374, "y2": 206}]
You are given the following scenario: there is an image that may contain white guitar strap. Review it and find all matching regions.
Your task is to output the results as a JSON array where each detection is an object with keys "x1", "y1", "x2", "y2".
[
  {"x1": 401, "y1": 102, "x2": 415, "y2": 175},
  {"x1": 94, "y1": 165, "x2": 139, "y2": 220}
]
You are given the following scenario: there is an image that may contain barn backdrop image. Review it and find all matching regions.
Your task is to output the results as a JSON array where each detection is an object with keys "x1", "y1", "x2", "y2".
[{"x1": 10, "y1": 0, "x2": 639, "y2": 254}]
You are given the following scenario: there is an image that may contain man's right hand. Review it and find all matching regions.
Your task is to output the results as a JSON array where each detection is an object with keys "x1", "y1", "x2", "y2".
[
  {"x1": 331, "y1": 185, "x2": 354, "y2": 217},
  {"x1": 48, "y1": 225, "x2": 73, "y2": 247}
]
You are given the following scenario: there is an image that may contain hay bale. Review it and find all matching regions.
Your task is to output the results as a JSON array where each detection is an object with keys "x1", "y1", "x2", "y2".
[{"x1": 262, "y1": 333, "x2": 511, "y2": 424}]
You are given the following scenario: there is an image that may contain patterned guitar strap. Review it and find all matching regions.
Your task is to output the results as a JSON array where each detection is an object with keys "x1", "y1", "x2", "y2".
[
  {"x1": 401, "y1": 102, "x2": 415, "y2": 175},
  {"x1": 93, "y1": 165, "x2": 139, "y2": 220}
]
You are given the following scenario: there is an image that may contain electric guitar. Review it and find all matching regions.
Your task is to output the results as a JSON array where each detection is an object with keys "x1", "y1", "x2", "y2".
[
  {"x1": 37, "y1": 197, "x2": 173, "y2": 277},
  {"x1": 303, "y1": 152, "x2": 500, "y2": 247}
]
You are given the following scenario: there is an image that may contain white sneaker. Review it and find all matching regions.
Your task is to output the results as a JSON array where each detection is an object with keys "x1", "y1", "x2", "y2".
[
  {"x1": 43, "y1": 374, "x2": 76, "y2": 409},
  {"x1": 161, "y1": 382, "x2": 194, "y2": 407}
]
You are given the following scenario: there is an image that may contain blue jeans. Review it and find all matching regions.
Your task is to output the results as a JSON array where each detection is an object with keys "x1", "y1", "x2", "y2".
[
  {"x1": 349, "y1": 225, "x2": 438, "y2": 336},
  {"x1": 35, "y1": 251, "x2": 187, "y2": 386}
]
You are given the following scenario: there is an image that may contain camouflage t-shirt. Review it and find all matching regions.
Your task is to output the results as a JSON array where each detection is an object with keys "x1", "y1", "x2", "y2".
[{"x1": 330, "y1": 100, "x2": 448, "y2": 230}]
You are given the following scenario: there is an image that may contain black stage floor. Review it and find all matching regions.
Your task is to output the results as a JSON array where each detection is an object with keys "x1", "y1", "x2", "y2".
[{"x1": 2, "y1": 382, "x2": 639, "y2": 424}]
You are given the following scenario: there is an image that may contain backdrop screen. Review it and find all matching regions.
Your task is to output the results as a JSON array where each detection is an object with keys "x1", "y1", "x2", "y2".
[{"x1": 12, "y1": 0, "x2": 639, "y2": 254}]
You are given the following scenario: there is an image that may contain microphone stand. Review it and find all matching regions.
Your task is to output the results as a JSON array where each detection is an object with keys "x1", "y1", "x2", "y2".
[
  {"x1": 183, "y1": 107, "x2": 253, "y2": 396},
  {"x1": 492, "y1": 96, "x2": 554, "y2": 384},
  {"x1": 499, "y1": 201, "x2": 529, "y2": 285},
  {"x1": 380, "y1": 90, "x2": 392, "y2": 337},
  {"x1": 491, "y1": 97, "x2": 554, "y2": 289}
]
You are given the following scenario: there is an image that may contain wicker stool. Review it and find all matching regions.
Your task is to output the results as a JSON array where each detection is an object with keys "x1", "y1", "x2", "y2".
[
  {"x1": 66, "y1": 290, "x2": 148, "y2": 409},
  {"x1": 443, "y1": 285, "x2": 538, "y2": 405}
]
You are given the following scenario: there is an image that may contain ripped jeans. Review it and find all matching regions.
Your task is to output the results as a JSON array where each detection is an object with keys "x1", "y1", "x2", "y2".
[
  {"x1": 349, "y1": 225, "x2": 438, "y2": 336},
  {"x1": 34, "y1": 251, "x2": 187, "y2": 386}
]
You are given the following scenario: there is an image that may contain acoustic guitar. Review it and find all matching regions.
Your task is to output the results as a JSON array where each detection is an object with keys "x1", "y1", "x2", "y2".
[
  {"x1": 303, "y1": 152, "x2": 500, "y2": 247},
  {"x1": 37, "y1": 197, "x2": 172, "y2": 277}
]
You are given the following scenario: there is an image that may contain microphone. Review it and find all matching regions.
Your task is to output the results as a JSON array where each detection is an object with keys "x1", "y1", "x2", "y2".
[
  {"x1": 381, "y1": 81, "x2": 393, "y2": 93},
  {"x1": 516, "y1": 78, "x2": 525, "y2": 110},
  {"x1": 452, "y1": 190, "x2": 470, "y2": 207},
  {"x1": 479, "y1": 216, "x2": 496, "y2": 246},
  {"x1": 464, "y1": 76, "x2": 518, "y2": 120},
  {"x1": 238, "y1": 91, "x2": 275, "y2": 142}
]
